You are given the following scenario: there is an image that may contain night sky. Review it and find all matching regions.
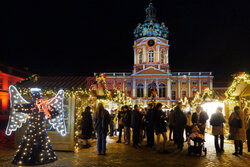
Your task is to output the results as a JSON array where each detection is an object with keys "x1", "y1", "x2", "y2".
[{"x1": 2, "y1": 0, "x2": 250, "y2": 81}]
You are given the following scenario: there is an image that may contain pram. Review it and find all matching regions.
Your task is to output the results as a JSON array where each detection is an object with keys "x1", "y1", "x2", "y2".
[{"x1": 188, "y1": 125, "x2": 207, "y2": 156}]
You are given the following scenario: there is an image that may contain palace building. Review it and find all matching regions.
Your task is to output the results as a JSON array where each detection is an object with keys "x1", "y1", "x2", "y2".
[{"x1": 87, "y1": 2, "x2": 214, "y2": 106}]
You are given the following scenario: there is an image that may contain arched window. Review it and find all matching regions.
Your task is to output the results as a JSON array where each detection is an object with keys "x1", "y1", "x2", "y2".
[
  {"x1": 137, "y1": 83, "x2": 144, "y2": 97},
  {"x1": 138, "y1": 51, "x2": 142, "y2": 64},
  {"x1": 148, "y1": 50, "x2": 154, "y2": 62},
  {"x1": 161, "y1": 51, "x2": 164, "y2": 64},
  {"x1": 159, "y1": 83, "x2": 166, "y2": 97}
]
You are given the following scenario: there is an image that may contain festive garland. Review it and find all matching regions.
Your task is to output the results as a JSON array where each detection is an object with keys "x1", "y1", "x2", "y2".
[{"x1": 225, "y1": 72, "x2": 250, "y2": 105}]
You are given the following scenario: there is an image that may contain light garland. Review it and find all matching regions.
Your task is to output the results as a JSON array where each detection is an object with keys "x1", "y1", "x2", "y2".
[
  {"x1": 15, "y1": 74, "x2": 133, "y2": 153},
  {"x1": 225, "y1": 72, "x2": 250, "y2": 105},
  {"x1": 6, "y1": 85, "x2": 66, "y2": 165}
]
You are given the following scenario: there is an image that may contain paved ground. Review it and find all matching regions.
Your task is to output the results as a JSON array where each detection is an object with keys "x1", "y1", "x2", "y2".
[{"x1": 0, "y1": 133, "x2": 250, "y2": 167}]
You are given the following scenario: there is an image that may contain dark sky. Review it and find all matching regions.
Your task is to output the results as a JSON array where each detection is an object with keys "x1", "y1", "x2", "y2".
[{"x1": 2, "y1": 0, "x2": 250, "y2": 81}]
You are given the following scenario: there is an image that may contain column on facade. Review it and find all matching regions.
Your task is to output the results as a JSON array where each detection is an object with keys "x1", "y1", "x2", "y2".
[
  {"x1": 178, "y1": 79, "x2": 181, "y2": 99},
  {"x1": 199, "y1": 79, "x2": 202, "y2": 93},
  {"x1": 123, "y1": 79, "x2": 125, "y2": 92},
  {"x1": 166, "y1": 49, "x2": 169, "y2": 64},
  {"x1": 210, "y1": 78, "x2": 213, "y2": 90},
  {"x1": 167, "y1": 78, "x2": 171, "y2": 100},
  {"x1": 188, "y1": 78, "x2": 191, "y2": 97},
  {"x1": 155, "y1": 79, "x2": 159, "y2": 97},
  {"x1": 133, "y1": 78, "x2": 136, "y2": 97},
  {"x1": 157, "y1": 45, "x2": 160, "y2": 62},
  {"x1": 144, "y1": 79, "x2": 147, "y2": 97},
  {"x1": 143, "y1": 46, "x2": 146, "y2": 63},
  {"x1": 134, "y1": 47, "x2": 136, "y2": 64}
]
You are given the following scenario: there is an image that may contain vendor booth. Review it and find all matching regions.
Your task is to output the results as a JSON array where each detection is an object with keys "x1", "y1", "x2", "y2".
[
  {"x1": 13, "y1": 74, "x2": 132, "y2": 152},
  {"x1": 225, "y1": 72, "x2": 250, "y2": 115}
]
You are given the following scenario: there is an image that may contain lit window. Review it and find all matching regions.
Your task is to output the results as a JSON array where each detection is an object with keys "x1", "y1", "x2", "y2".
[
  {"x1": 137, "y1": 83, "x2": 144, "y2": 97},
  {"x1": 148, "y1": 50, "x2": 154, "y2": 62},
  {"x1": 159, "y1": 83, "x2": 166, "y2": 98},
  {"x1": 192, "y1": 88, "x2": 197, "y2": 97}
]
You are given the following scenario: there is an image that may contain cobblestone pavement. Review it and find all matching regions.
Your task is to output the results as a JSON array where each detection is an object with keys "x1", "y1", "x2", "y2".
[{"x1": 0, "y1": 134, "x2": 249, "y2": 167}]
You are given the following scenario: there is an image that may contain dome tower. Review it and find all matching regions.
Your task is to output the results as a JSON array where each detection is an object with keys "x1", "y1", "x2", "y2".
[{"x1": 133, "y1": 2, "x2": 170, "y2": 74}]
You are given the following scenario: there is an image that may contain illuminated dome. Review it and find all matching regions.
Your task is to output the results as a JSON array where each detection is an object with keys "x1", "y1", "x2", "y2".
[{"x1": 134, "y1": 2, "x2": 169, "y2": 39}]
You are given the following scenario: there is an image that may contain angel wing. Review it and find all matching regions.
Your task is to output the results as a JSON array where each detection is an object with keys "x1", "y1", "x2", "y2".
[
  {"x1": 48, "y1": 89, "x2": 67, "y2": 136},
  {"x1": 5, "y1": 85, "x2": 30, "y2": 136}
]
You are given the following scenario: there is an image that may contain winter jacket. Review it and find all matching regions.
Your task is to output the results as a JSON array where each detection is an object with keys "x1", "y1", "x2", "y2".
[
  {"x1": 155, "y1": 109, "x2": 167, "y2": 134},
  {"x1": 131, "y1": 109, "x2": 142, "y2": 129},
  {"x1": 192, "y1": 111, "x2": 209, "y2": 125},
  {"x1": 173, "y1": 106, "x2": 187, "y2": 129},
  {"x1": 94, "y1": 109, "x2": 110, "y2": 134},
  {"x1": 229, "y1": 111, "x2": 246, "y2": 141},
  {"x1": 146, "y1": 108, "x2": 155, "y2": 127},
  {"x1": 123, "y1": 110, "x2": 131, "y2": 127},
  {"x1": 210, "y1": 111, "x2": 226, "y2": 127},
  {"x1": 81, "y1": 110, "x2": 93, "y2": 139}
]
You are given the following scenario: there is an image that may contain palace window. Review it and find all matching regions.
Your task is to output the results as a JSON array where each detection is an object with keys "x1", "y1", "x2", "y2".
[
  {"x1": 171, "y1": 90, "x2": 176, "y2": 100},
  {"x1": 0, "y1": 79, "x2": 3, "y2": 89},
  {"x1": 181, "y1": 89, "x2": 187, "y2": 98},
  {"x1": 182, "y1": 81, "x2": 187, "y2": 86},
  {"x1": 137, "y1": 83, "x2": 144, "y2": 97},
  {"x1": 192, "y1": 88, "x2": 198, "y2": 97},
  {"x1": 148, "y1": 50, "x2": 154, "y2": 62},
  {"x1": 202, "y1": 81, "x2": 208, "y2": 86},
  {"x1": 161, "y1": 51, "x2": 164, "y2": 63},
  {"x1": 138, "y1": 51, "x2": 142, "y2": 64},
  {"x1": 192, "y1": 81, "x2": 197, "y2": 85},
  {"x1": 171, "y1": 82, "x2": 176, "y2": 86},
  {"x1": 159, "y1": 83, "x2": 166, "y2": 98}
]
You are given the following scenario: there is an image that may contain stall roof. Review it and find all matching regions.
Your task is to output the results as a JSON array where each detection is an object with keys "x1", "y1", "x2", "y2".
[{"x1": 16, "y1": 75, "x2": 87, "y2": 90}]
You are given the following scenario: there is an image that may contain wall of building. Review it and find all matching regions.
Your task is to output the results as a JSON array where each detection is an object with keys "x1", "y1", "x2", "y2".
[{"x1": 0, "y1": 71, "x2": 23, "y2": 114}]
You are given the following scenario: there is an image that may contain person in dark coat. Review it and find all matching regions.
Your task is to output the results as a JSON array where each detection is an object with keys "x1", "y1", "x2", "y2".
[
  {"x1": 244, "y1": 108, "x2": 250, "y2": 152},
  {"x1": 117, "y1": 106, "x2": 126, "y2": 143},
  {"x1": 81, "y1": 106, "x2": 94, "y2": 148},
  {"x1": 109, "y1": 109, "x2": 116, "y2": 137},
  {"x1": 155, "y1": 103, "x2": 168, "y2": 153},
  {"x1": 146, "y1": 103, "x2": 155, "y2": 147},
  {"x1": 93, "y1": 103, "x2": 110, "y2": 155},
  {"x1": 173, "y1": 102, "x2": 187, "y2": 151},
  {"x1": 229, "y1": 106, "x2": 246, "y2": 156},
  {"x1": 210, "y1": 107, "x2": 226, "y2": 153},
  {"x1": 192, "y1": 106, "x2": 209, "y2": 134},
  {"x1": 131, "y1": 105, "x2": 142, "y2": 149},
  {"x1": 123, "y1": 105, "x2": 131, "y2": 145},
  {"x1": 168, "y1": 109, "x2": 175, "y2": 141}
]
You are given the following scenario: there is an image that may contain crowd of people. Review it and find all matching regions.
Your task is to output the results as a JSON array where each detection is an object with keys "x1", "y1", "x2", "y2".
[{"x1": 80, "y1": 102, "x2": 250, "y2": 156}]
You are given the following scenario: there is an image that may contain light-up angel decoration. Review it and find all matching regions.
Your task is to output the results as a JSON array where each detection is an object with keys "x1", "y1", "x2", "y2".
[{"x1": 6, "y1": 85, "x2": 67, "y2": 165}]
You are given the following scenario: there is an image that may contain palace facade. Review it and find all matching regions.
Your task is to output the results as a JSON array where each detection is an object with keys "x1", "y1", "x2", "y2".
[{"x1": 87, "y1": 2, "x2": 213, "y2": 106}]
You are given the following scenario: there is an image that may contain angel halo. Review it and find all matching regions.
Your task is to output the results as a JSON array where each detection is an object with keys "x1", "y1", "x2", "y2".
[{"x1": 6, "y1": 85, "x2": 67, "y2": 165}]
